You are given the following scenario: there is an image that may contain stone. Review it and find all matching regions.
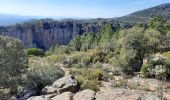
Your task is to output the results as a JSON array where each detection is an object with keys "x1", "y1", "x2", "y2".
[
  {"x1": 74, "y1": 89, "x2": 95, "y2": 100},
  {"x1": 42, "y1": 75, "x2": 78, "y2": 94},
  {"x1": 51, "y1": 92, "x2": 73, "y2": 100},
  {"x1": 27, "y1": 94, "x2": 57, "y2": 100},
  {"x1": 27, "y1": 96, "x2": 47, "y2": 100}
]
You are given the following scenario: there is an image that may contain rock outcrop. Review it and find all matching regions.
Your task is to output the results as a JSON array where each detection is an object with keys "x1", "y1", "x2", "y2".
[
  {"x1": 26, "y1": 75, "x2": 170, "y2": 100},
  {"x1": 0, "y1": 19, "x2": 133, "y2": 50},
  {"x1": 42, "y1": 75, "x2": 78, "y2": 94}
]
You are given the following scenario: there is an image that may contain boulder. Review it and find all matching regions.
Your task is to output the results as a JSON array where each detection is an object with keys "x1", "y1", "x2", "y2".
[
  {"x1": 74, "y1": 89, "x2": 95, "y2": 100},
  {"x1": 95, "y1": 89, "x2": 160, "y2": 100},
  {"x1": 27, "y1": 96, "x2": 46, "y2": 100},
  {"x1": 27, "y1": 94, "x2": 57, "y2": 100},
  {"x1": 51, "y1": 92, "x2": 73, "y2": 100},
  {"x1": 42, "y1": 75, "x2": 78, "y2": 94}
]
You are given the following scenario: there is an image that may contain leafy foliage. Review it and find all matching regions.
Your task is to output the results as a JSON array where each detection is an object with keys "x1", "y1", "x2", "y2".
[
  {"x1": 0, "y1": 36, "x2": 27, "y2": 93},
  {"x1": 22, "y1": 60, "x2": 64, "y2": 90},
  {"x1": 70, "y1": 68, "x2": 102, "y2": 91},
  {"x1": 26, "y1": 48, "x2": 45, "y2": 57}
]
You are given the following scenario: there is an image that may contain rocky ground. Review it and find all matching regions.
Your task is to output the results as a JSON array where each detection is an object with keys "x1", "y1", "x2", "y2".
[{"x1": 12, "y1": 74, "x2": 169, "y2": 100}]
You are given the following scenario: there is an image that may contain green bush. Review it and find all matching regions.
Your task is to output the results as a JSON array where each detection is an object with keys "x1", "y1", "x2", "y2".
[
  {"x1": 26, "y1": 48, "x2": 45, "y2": 57},
  {"x1": 81, "y1": 80, "x2": 100, "y2": 92},
  {"x1": 70, "y1": 68, "x2": 102, "y2": 91},
  {"x1": 93, "y1": 50, "x2": 107, "y2": 63},
  {"x1": 62, "y1": 56, "x2": 79, "y2": 67},
  {"x1": 48, "y1": 45, "x2": 75, "y2": 55},
  {"x1": 92, "y1": 56, "x2": 101, "y2": 63},
  {"x1": 93, "y1": 62, "x2": 103, "y2": 68},
  {"x1": 0, "y1": 36, "x2": 27, "y2": 94},
  {"x1": 23, "y1": 63, "x2": 64, "y2": 90},
  {"x1": 81, "y1": 56, "x2": 92, "y2": 66},
  {"x1": 46, "y1": 54, "x2": 59, "y2": 63},
  {"x1": 165, "y1": 58, "x2": 170, "y2": 72},
  {"x1": 58, "y1": 46, "x2": 74, "y2": 54},
  {"x1": 140, "y1": 63, "x2": 153, "y2": 78},
  {"x1": 71, "y1": 63, "x2": 82, "y2": 68},
  {"x1": 162, "y1": 52, "x2": 170, "y2": 57},
  {"x1": 140, "y1": 56, "x2": 170, "y2": 79},
  {"x1": 154, "y1": 65, "x2": 167, "y2": 79}
]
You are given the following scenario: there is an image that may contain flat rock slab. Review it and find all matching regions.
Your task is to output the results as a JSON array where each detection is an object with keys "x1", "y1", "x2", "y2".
[
  {"x1": 42, "y1": 75, "x2": 78, "y2": 94},
  {"x1": 74, "y1": 89, "x2": 95, "y2": 100}
]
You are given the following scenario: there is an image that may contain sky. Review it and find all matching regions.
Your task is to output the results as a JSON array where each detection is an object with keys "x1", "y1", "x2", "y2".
[{"x1": 0, "y1": 0, "x2": 170, "y2": 18}]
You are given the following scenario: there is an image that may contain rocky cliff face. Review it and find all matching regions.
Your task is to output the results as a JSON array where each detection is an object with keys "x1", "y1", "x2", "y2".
[{"x1": 0, "y1": 19, "x2": 132, "y2": 50}]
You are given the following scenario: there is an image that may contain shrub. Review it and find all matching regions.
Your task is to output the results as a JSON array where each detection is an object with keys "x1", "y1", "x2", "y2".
[
  {"x1": 140, "y1": 56, "x2": 170, "y2": 79},
  {"x1": 46, "y1": 54, "x2": 59, "y2": 63},
  {"x1": 140, "y1": 63, "x2": 153, "y2": 78},
  {"x1": 62, "y1": 56, "x2": 79, "y2": 67},
  {"x1": 70, "y1": 68, "x2": 102, "y2": 91},
  {"x1": 93, "y1": 62, "x2": 103, "y2": 68},
  {"x1": 26, "y1": 48, "x2": 45, "y2": 57},
  {"x1": 81, "y1": 80, "x2": 100, "y2": 92},
  {"x1": 76, "y1": 76, "x2": 86, "y2": 86},
  {"x1": 162, "y1": 52, "x2": 170, "y2": 57},
  {"x1": 47, "y1": 45, "x2": 74, "y2": 55},
  {"x1": 71, "y1": 63, "x2": 82, "y2": 68},
  {"x1": 0, "y1": 36, "x2": 27, "y2": 94},
  {"x1": 93, "y1": 50, "x2": 107, "y2": 63},
  {"x1": 22, "y1": 62, "x2": 64, "y2": 90},
  {"x1": 81, "y1": 56, "x2": 92, "y2": 66},
  {"x1": 92, "y1": 56, "x2": 101, "y2": 63},
  {"x1": 154, "y1": 65, "x2": 167, "y2": 79},
  {"x1": 58, "y1": 46, "x2": 74, "y2": 54},
  {"x1": 91, "y1": 69, "x2": 103, "y2": 80},
  {"x1": 165, "y1": 58, "x2": 170, "y2": 74}
]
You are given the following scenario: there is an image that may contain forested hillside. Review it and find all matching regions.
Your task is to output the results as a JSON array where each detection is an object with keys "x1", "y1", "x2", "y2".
[{"x1": 118, "y1": 3, "x2": 170, "y2": 23}]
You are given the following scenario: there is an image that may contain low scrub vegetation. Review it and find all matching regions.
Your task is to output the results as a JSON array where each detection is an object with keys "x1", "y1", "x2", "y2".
[
  {"x1": 1, "y1": 17, "x2": 170, "y2": 99},
  {"x1": 26, "y1": 48, "x2": 45, "y2": 57}
]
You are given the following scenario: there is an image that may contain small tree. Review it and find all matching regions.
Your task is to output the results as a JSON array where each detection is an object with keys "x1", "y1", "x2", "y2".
[
  {"x1": 0, "y1": 36, "x2": 27, "y2": 93},
  {"x1": 69, "y1": 35, "x2": 82, "y2": 51}
]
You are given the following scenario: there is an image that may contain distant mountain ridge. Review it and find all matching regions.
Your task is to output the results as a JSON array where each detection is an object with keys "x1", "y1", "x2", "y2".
[
  {"x1": 0, "y1": 14, "x2": 91, "y2": 26},
  {"x1": 0, "y1": 14, "x2": 30, "y2": 26},
  {"x1": 0, "y1": 3, "x2": 170, "y2": 25},
  {"x1": 118, "y1": 3, "x2": 170, "y2": 23}
]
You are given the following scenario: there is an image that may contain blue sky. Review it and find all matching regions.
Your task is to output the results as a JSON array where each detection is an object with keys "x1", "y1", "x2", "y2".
[{"x1": 0, "y1": 0, "x2": 169, "y2": 18}]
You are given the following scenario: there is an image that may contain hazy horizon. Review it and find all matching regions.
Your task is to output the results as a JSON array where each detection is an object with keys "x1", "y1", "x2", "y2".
[{"x1": 0, "y1": 0, "x2": 169, "y2": 18}]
